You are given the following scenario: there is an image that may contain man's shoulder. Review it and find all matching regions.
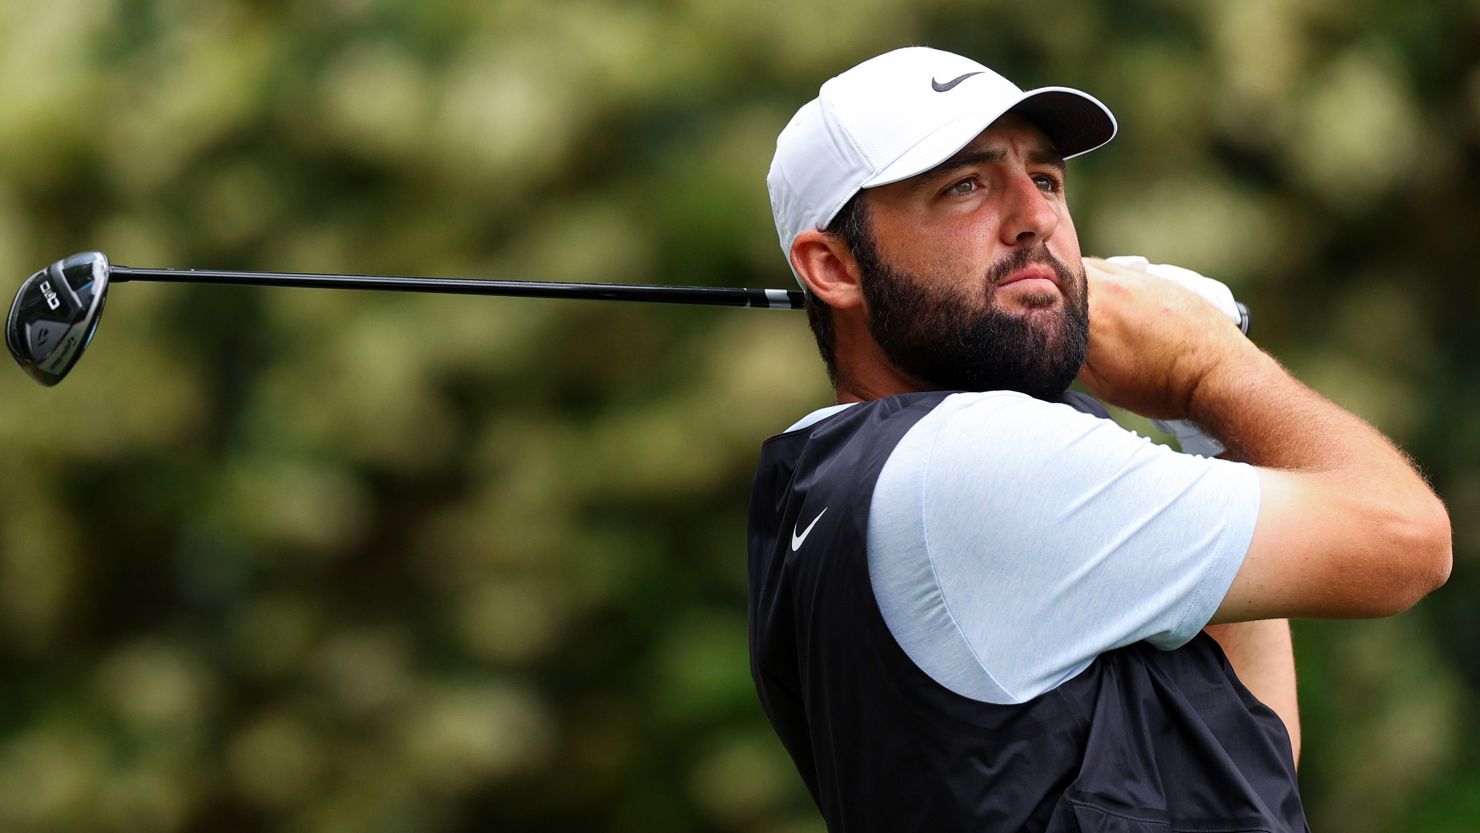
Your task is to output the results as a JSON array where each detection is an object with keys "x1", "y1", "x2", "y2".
[
  {"x1": 902, "y1": 390, "x2": 1123, "y2": 450},
  {"x1": 780, "y1": 389, "x2": 1096, "y2": 432},
  {"x1": 782, "y1": 402, "x2": 858, "y2": 434},
  {"x1": 765, "y1": 391, "x2": 1122, "y2": 468},
  {"x1": 877, "y1": 389, "x2": 1180, "y2": 521}
]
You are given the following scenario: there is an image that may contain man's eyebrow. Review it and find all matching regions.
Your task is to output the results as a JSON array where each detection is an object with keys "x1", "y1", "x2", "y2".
[
  {"x1": 914, "y1": 148, "x2": 1006, "y2": 185},
  {"x1": 908, "y1": 145, "x2": 1067, "y2": 190},
  {"x1": 1027, "y1": 148, "x2": 1066, "y2": 172}
]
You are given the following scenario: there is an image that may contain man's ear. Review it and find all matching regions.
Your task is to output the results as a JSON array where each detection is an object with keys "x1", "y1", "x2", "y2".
[{"x1": 790, "y1": 229, "x2": 864, "y2": 310}]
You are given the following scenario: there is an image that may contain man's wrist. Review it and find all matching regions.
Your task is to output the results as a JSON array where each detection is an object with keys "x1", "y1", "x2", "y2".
[{"x1": 1184, "y1": 347, "x2": 1286, "y2": 457}]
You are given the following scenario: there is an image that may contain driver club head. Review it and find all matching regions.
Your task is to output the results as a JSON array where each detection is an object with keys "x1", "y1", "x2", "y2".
[{"x1": 7, "y1": 251, "x2": 111, "y2": 386}]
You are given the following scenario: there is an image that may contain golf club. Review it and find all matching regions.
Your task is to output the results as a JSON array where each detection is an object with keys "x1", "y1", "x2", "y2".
[
  {"x1": 8, "y1": 251, "x2": 1250, "y2": 388},
  {"x1": 7, "y1": 251, "x2": 807, "y2": 386}
]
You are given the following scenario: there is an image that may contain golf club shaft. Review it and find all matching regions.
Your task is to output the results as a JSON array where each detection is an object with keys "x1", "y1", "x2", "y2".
[{"x1": 110, "y1": 265, "x2": 805, "y2": 310}]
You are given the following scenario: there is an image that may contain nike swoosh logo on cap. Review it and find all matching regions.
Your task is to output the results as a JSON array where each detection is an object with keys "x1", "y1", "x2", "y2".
[
  {"x1": 791, "y1": 507, "x2": 828, "y2": 551},
  {"x1": 931, "y1": 71, "x2": 984, "y2": 92}
]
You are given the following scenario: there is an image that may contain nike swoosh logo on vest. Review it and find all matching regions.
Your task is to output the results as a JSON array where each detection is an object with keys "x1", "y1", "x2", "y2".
[{"x1": 791, "y1": 507, "x2": 828, "y2": 551}]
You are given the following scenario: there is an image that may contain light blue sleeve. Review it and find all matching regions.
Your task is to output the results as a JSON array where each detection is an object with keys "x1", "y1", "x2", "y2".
[{"x1": 867, "y1": 391, "x2": 1260, "y2": 705}]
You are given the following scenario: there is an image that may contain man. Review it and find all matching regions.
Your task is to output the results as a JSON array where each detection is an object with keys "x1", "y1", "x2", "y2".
[{"x1": 748, "y1": 46, "x2": 1451, "y2": 832}]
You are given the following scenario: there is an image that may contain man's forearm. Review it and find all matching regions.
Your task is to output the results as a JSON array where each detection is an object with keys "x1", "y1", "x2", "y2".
[
  {"x1": 1203, "y1": 619, "x2": 1300, "y2": 766},
  {"x1": 1191, "y1": 350, "x2": 1451, "y2": 618},
  {"x1": 1191, "y1": 350, "x2": 1412, "y2": 476}
]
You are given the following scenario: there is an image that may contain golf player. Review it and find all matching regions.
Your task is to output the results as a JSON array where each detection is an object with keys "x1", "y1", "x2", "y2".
[{"x1": 748, "y1": 46, "x2": 1451, "y2": 832}]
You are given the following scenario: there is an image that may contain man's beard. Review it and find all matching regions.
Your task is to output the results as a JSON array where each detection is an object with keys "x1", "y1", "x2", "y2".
[{"x1": 859, "y1": 243, "x2": 1089, "y2": 401}]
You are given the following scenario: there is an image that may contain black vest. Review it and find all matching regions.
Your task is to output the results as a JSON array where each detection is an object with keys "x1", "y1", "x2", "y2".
[{"x1": 747, "y1": 392, "x2": 1308, "y2": 832}]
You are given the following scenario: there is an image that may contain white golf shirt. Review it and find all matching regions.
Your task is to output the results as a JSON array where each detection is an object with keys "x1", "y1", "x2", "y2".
[{"x1": 786, "y1": 391, "x2": 1259, "y2": 705}]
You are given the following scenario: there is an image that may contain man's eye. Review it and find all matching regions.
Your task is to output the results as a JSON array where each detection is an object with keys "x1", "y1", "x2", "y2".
[
  {"x1": 947, "y1": 178, "x2": 978, "y2": 196},
  {"x1": 1033, "y1": 174, "x2": 1062, "y2": 193}
]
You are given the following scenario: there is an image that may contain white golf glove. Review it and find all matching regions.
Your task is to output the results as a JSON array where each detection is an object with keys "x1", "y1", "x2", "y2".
[
  {"x1": 1103, "y1": 255, "x2": 1244, "y2": 328},
  {"x1": 1102, "y1": 256, "x2": 1241, "y2": 458}
]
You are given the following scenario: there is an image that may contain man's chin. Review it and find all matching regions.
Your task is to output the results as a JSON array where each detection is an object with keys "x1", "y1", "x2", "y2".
[
  {"x1": 993, "y1": 281, "x2": 1063, "y2": 312},
  {"x1": 994, "y1": 287, "x2": 1065, "y2": 313},
  {"x1": 1007, "y1": 306, "x2": 1071, "y2": 349}
]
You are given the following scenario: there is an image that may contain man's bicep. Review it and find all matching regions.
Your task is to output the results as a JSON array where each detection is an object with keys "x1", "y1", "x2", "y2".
[{"x1": 1211, "y1": 468, "x2": 1436, "y2": 623}]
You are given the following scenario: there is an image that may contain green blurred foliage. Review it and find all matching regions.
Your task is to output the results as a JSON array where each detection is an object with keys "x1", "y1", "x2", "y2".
[{"x1": 0, "y1": 0, "x2": 1477, "y2": 830}]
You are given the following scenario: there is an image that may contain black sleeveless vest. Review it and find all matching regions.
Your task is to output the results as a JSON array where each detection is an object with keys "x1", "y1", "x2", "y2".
[{"x1": 747, "y1": 392, "x2": 1309, "y2": 832}]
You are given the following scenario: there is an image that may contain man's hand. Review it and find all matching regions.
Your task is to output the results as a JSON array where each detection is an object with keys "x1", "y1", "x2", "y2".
[{"x1": 1076, "y1": 257, "x2": 1262, "y2": 419}]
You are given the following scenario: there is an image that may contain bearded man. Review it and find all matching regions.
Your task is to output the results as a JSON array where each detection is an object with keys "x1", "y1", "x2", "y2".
[{"x1": 748, "y1": 46, "x2": 1450, "y2": 833}]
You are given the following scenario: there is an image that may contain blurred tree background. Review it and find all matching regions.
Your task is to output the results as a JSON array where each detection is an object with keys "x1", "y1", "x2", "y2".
[{"x1": 0, "y1": 0, "x2": 1476, "y2": 830}]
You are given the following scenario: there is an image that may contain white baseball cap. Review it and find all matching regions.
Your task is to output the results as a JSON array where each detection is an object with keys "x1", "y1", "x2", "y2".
[{"x1": 767, "y1": 46, "x2": 1117, "y2": 274}]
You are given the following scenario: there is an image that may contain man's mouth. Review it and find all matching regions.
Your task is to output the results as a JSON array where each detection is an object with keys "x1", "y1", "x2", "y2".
[{"x1": 996, "y1": 266, "x2": 1060, "y2": 289}]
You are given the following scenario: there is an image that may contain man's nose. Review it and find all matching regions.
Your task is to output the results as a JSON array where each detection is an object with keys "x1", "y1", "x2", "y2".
[{"x1": 998, "y1": 175, "x2": 1058, "y2": 246}]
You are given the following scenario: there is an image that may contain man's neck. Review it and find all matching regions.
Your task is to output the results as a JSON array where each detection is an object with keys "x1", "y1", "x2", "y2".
[
  {"x1": 830, "y1": 325, "x2": 936, "y2": 404},
  {"x1": 833, "y1": 363, "x2": 936, "y2": 404}
]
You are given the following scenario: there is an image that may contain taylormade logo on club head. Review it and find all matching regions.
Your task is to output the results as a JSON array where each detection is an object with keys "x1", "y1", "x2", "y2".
[
  {"x1": 7, "y1": 252, "x2": 113, "y2": 386},
  {"x1": 931, "y1": 71, "x2": 984, "y2": 92}
]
